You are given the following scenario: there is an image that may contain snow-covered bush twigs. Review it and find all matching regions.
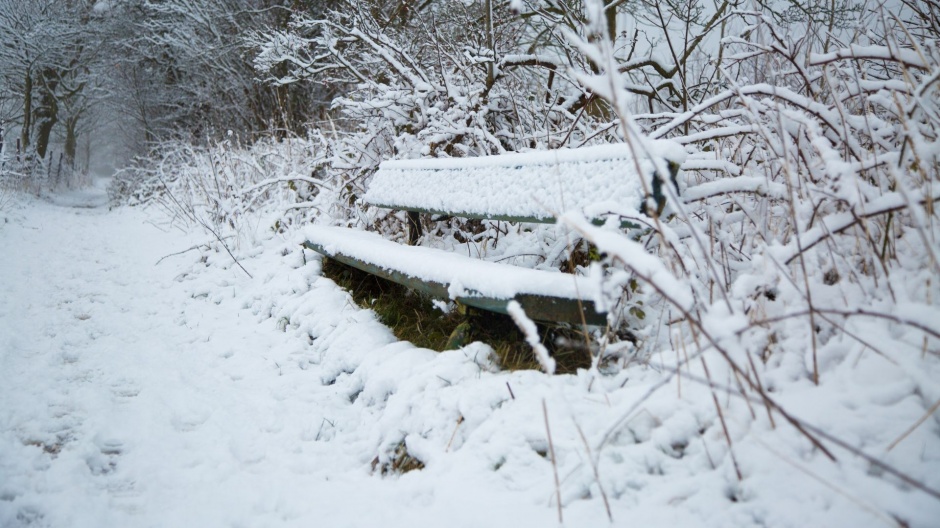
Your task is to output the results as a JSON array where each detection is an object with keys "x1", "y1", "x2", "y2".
[
  {"x1": 0, "y1": 154, "x2": 49, "y2": 197},
  {"x1": 1, "y1": 148, "x2": 95, "y2": 202},
  {"x1": 0, "y1": 155, "x2": 19, "y2": 212},
  {"x1": 559, "y1": 0, "x2": 940, "y2": 516},
  {"x1": 110, "y1": 134, "x2": 334, "y2": 250},
  {"x1": 0, "y1": 175, "x2": 12, "y2": 214}
]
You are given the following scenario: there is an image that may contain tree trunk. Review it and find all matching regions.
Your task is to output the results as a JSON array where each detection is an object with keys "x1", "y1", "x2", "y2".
[
  {"x1": 34, "y1": 70, "x2": 59, "y2": 160},
  {"x1": 605, "y1": 0, "x2": 617, "y2": 43},
  {"x1": 64, "y1": 115, "x2": 78, "y2": 168},
  {"x1": 582, "y1": 1, "x2": 619, "y2": 122},
  {"x1": 484, "y1": 0, "x2": 494, "y2": 89},
  {"x1": 34, "y1": 108, "x2": 57, "y2": 160},
  {"x1": 21, "y1": 72, "x2": 32, "y2": 150}
]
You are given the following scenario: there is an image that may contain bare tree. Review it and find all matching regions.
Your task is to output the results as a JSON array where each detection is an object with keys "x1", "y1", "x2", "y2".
[
  {"x1": 116, "y1": 0, "x2": 319, "y2": 144},
  {"x1": 0, "y1": 0, "x2": 110, "y2": 182}
]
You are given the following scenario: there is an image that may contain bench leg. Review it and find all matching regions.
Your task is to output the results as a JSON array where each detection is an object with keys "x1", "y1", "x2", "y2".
[{"x1": 407, "y1": 211, "x2": 422, "y2": 246}]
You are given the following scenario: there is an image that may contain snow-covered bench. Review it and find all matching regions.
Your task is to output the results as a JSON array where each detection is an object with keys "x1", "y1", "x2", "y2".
[{"x1": 302, "y1": 143, "x2": 680, "y2": 326}]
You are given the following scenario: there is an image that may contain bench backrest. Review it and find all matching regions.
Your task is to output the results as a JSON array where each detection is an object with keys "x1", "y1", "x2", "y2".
[{"x1": 365, "y1": 142, "x2": 682, "y2": 224}]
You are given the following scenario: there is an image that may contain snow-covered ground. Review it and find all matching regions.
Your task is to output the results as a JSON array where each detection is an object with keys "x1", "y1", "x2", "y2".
[{"x1": 1, "y1": 181, "x2": 939, "y2": 527}]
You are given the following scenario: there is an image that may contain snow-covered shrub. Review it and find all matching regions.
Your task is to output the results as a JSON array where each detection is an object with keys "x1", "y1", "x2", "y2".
[
  {"x1": 546, "y1": 1, "x2": 940, "y2": 485},
  {"x1": 0, "y1": 147, "x2": 92, "y2": 198},
  {"x1": 0, "y1": 151, "x2": 50, "y2": 195},
  {"x1": 251, "y1": 0, "x2": 625, "y2": 247},
  {"x1": 573, "y1": 0, "x2": 936, "y2": 357},
  {"x1": 0, "y1": 168, "x2": 12, "y2": 213},
  {"x1": 109, "y1": 134, "x2": 333, "y2": 249},
  {"x1": 253, "y1": 1, "x2": 597, "y2": 161}
]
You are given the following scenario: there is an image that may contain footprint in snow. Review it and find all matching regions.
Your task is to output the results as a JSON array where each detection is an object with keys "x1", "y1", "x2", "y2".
[
  {"x1": 170, "y1": 404, "x2": 212, "y2": 432},
  {"x1": 86, "y1": 435, "x2": 124, "y2": 476},
  {"x1": 110, "y1": 380, "x2": 141, "y2": 401}
]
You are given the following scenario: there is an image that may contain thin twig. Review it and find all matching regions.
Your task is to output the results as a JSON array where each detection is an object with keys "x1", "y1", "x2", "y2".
[
  {"x1": 543, "y1": 399, "x2": 563, "y2": 524},
  {"x1": 755, "y1": 438, "x2": 902, "y2": 527},
  {"x1": 886, "y1": 397, "x2": 940, "y2": 452},
  {"x1": 155, "y1": 237, "x2": 234, "y2": 265},
  {"x1": 445, "y1": 416, "x2": 464, "y2": 452},
  {"x1": 700, "y1": 354, "x2": 743, "y2": 481},
  {"x1": 574, "y1": 421, "x2": 613, "y2": 522},
  {"x1": 196, "y1": 217, "x2": 253, "y2": 279}
]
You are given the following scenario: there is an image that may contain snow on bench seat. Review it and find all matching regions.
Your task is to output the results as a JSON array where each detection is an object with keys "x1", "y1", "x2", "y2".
[
  {"x1": 365, "y1": 142, "x2": 681, "y2": 223},
  {"x1": 301, "y1": 226, "x2": 606, "y2": 325}
]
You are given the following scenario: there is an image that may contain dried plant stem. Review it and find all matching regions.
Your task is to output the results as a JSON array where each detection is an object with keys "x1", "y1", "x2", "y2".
[
  {"x1": 445, "y1": 416, "x2": 465, "y2": 452},
  {"x1": 802, "y1": 422, "x2": 940, "y2": 502},
  {"x1": 196, "y1": 217, "x2": 254, "y2": 279},
  {"x1": 543, "y1": 399, "x2": 563, "y2": 524},
  {"x1": 750, "y1": 307, "x2": 940, "y2": 354},
  {"x1": 155, "y1": 238, "x2": 230, "y2": 265},
  {"x1": 744, "y1": 347, "x2": 775, "y2": 428},
  {"x1": 886, "y1": 397, "x2": 940, "y2": 452},
  {"x1": 755, "y1": 439, "x2": 901, "y2": 527},
  {"x1": 576, "y1": 235, "x2": 836, "y2": 460},
  {"x1": 668, "y1": 365, "x2": 940, "y2": 503},
  {"x1": 676, "y1": 338, "x2": 682, "y2": 398},
  {"x1": 574, "y1": 421, "x2": 613, "y2": 522},
  {"x1": 733, "y1": 368, "x2": 757, "y2": 420},
  {"x1": 700, "y1": 356, "x2": 743, "y2": 481}
]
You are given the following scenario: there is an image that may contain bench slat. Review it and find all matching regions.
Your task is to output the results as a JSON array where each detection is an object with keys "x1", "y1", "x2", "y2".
[
  {"x1": 365, "y1": 144, "x2": 665, "y2": 223},
  {"x1": 302, "y1": 226, "x2": 607, "y2": 325},
  {"x1": 364, "y1": 203, "x2": 560, "y2": 225},
  {"x1": 303, "y1": 144, "x2": 685, "y2": 329}
]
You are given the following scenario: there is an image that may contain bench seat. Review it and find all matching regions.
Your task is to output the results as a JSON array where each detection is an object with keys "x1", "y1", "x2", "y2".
[{"x1": 302, "y1": 226, "x2": 606, "y2": 325}]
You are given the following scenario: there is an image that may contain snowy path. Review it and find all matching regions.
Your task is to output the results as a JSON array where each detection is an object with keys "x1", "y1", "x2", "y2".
[
  {"x1": 0, "y1": 182, "x2": 324, "y2": 526},
  {"x1": 0, "y1": 183, "x2": 554, "y2": 527}
]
